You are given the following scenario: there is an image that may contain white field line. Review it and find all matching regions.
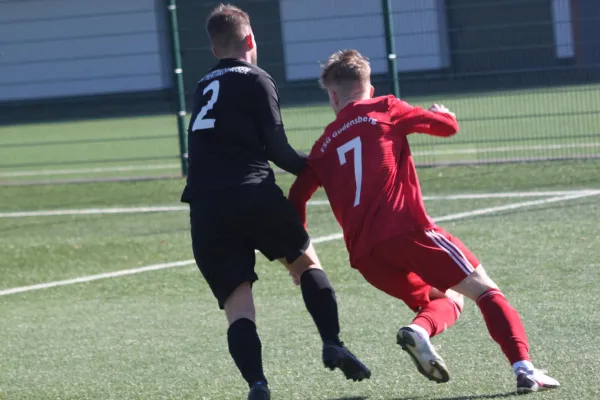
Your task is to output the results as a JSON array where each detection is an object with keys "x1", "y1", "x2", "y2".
[
  {"x1": 423, "y1": 190, "x2": 592, "y2": 200},
  {"x1": 0, "y1": 163, "x2": 180, "y2": 178},
  {"x1": 433, "y1": 190, "x2": 600, "y2": 222},
  {"x1": 413, "y1": 142, "x2": 600, "y2": 156},
  {"x1": 0, "y1": 190, "x2": 594, "y2": 219},
  {"x1": 2, "y1": 189, "x2": 598, "y2": 297},
  {"x1": 0, "y1": 206, "x2": 189, "y2": 218}
]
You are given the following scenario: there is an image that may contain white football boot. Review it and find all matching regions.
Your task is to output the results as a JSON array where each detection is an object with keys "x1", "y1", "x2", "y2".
[
  {"x1": 516, "y1": 367, "x2": 560, "y2": 393},
  {"x1": 396, "y1": 326, "x2": 449, "y2": 383}
]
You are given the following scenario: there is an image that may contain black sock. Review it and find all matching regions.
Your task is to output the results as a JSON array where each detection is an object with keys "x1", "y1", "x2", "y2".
[
  {"x1": 227, "y1": 318, "x2": 268, "y2": 387},
  {"x1": 300, "y1": 269, "x2": 341, "y2": 345}
]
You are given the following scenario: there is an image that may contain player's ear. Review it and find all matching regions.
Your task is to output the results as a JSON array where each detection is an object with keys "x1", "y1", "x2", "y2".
[
  {"x1": 245, "y1": 34, "x2": 254, "y2": 50},
  {"x1": 369, "y1": 85, "x2": 375, "y2": 98},
  {"x1": 330, "y1": 90, "x2": 340, "y2": 108},
  {"x1": 212, "y1": 47, "x2": 218, "y2": 58}
]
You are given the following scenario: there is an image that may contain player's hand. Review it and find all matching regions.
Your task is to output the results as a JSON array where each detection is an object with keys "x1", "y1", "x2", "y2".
[{"x1": 429, "y1": 103, "x2": 455, "y2": 118}]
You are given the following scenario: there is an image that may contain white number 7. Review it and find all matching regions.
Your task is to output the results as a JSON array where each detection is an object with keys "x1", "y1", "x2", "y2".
[
  {"x1": 192, "y1": 80, "x2": 220, "y2": 131},
  {"x1": 337, "y1": 137, "x2": 362, "y2": 207}
]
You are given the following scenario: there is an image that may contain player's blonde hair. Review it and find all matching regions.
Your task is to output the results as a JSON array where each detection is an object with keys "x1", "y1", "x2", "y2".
[
  {"x1": 319, "y1": 50, "x2": 371, "y2": 95},
  {"x1": 206, "y1": 3, "x2": 251, "y2": 53}
]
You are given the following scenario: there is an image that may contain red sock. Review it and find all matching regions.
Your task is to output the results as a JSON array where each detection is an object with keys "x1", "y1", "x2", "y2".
[
  {"x1": 477, "y1": 289, "x2": 530, "y2": 364},
  {"x1": 412, "y1": 297, "x2": 462, "y2": 338}
]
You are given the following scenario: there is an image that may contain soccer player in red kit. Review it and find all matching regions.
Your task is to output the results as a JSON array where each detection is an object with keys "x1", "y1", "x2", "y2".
[{"x1": 288, "y1": 50, "x2": 560, "y2": 394}]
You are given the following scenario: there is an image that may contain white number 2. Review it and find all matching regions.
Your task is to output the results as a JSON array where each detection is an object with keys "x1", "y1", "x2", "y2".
[
  {"x1": 192, "y1": 80, "x2": 220, "y2": 131},
  {"x1": 337, "y1": 137, "x2": 362, "y2": 207}
]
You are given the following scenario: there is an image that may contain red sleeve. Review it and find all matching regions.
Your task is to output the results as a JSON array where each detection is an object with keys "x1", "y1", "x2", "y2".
[
  {"x1": 288, "y1": 165, "x2": 320, "y2": 229},
  {"x1": 391, "y1": 99, "x2": 459, "y2": 137}
]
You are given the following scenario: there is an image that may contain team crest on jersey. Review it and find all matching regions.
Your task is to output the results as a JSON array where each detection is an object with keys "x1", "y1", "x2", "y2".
[{"x1": 320, "y1": 116, "x2": 377, "y2": 153}]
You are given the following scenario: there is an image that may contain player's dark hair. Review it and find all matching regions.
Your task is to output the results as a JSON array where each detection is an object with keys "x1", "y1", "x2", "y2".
[
  {"x1": 320, "y1": 50, "x2": 371, "y2": 91},
  {"x1": 206, "y1": 3, "x2": 251, "y2": 52}
]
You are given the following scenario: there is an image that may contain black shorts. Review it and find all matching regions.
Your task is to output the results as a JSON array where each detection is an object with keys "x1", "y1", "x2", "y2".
[{"x1": 189, "y1": 182, "x2": 310, "y2": 309}]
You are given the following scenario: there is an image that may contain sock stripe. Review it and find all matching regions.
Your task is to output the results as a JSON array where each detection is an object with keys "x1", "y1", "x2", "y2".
[
  {"x1": 476, "y1": 288, "x2": 504, "y2": 305},
  {"x1": 477, "y1": 289, "x2": 530, "y2": 365}
]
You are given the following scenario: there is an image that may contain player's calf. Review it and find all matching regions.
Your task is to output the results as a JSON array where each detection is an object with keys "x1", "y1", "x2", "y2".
[
  {"x1": 451, "y1": 267, "x2": 559, "y2": 391},
  {"x1": 224, "y1": 283, "x2": 269, "y2": 391},
  {"x1": 412, "y1": 295, "x2": 462, "y2": 338},
  {"x1": 283, "y1": 243, "x2": 341, "y2": 345},
  {"x1": 452, "y1": 268, "x2": 531, "y2": 364},
  {"x1": 283, "y1": 243, "x2": 371, "y2": 380}
]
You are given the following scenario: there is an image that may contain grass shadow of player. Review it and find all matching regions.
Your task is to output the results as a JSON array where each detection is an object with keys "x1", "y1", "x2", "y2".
[
  {"x1": 389, "y1": 391, "x2": 517, "y2": 400},
  {"x1": 326, "y1": 397, "x2": 369, "y2": 400}
]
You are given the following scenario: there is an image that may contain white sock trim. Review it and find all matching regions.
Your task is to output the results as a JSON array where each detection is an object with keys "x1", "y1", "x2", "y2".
[
  {"x1": 512, "y1": 360, "x2": 534, "y2": 375},
  {"x1": 407, "y1": 324, "x2": 430, "y2": 339}
]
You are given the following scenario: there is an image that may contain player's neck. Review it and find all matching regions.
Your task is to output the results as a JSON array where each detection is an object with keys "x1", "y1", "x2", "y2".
[
  {"x1": 336, "y1": 92, "x2": 371, "y2": 114},
  {"x1": 219, "y1": 52, "x2": 253, "y2": 64}
]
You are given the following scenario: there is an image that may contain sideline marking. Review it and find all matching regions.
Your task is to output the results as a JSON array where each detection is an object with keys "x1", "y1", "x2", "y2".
[
  {"x1": 413, "y1": 142, "x2": 600, "y2": 156},
  {"x1": 2, "y1": 190, "x2": 598, "y2": 297},
  {"x1": 0, "y1": 164, "x2": 180, "y2": 178}
]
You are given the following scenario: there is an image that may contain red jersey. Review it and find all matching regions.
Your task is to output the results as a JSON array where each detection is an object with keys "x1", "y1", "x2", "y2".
[{"x1": 288, "y1": 95, "x2": 459, "y2": 264}]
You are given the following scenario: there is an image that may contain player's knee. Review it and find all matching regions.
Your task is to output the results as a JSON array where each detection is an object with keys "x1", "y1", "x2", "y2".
[
  {"x1": 446, "y1": 289, "x2": 465, "y2": 313},
  {"x1": 224, "y1": 282, "x2": 256, "y2": 325},
  {"x1": 287, "y1": 244, "x2": 323, "y2": 278},
  {"x1": 429, "y1": 287, "x2": 464, "y2": 313},
  {"x1": 451, "y1": 265, "x2": 499, "y2": 302}
]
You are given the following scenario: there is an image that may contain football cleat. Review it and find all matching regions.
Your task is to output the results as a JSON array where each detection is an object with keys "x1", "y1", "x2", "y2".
[
  {"x1": 322, "y1": 341, "x2": 371, "y2": 382},
  {"x1": 247, "y1": 381, "x2": 270, "y2": 400},
  {"x1": 516, "y1": 368, "x2": 560, "y2": 394},
  {"x1": 396, "y1": 327, "x2": 449, "y2": 383}
]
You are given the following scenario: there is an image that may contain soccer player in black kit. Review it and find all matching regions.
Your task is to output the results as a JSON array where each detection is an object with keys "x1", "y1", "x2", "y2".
[{"x1": 180, "y1": 4, "x2": 370, "y2": 399}]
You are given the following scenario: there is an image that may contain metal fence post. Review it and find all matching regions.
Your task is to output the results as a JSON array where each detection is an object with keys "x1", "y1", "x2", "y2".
[
  {"x1": 382, "y1": 0, "x2": 400, "y2": 98},
  {"x1": 167, "y1": 0, "x2": 188, "y2": 176}
]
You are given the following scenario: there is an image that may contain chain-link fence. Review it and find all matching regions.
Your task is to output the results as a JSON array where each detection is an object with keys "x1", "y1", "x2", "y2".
[
  {"x1": 1, "y1": 0, "x2": 599, "y2": 184},
  {"x1": 0, "y1": 0, "x2": 181, "y2": 184}
]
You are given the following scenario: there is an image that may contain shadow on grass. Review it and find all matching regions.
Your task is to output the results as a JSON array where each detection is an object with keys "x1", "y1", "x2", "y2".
[
  {"x1": 390, "y1": 392, "x2": 517, "y2": 400},
  {"x1": 326, "y1": 397, "x2": 368, "y2": 400},
  {"x1": 326, "y1": 391, "x2": 517, "y2": 400}
]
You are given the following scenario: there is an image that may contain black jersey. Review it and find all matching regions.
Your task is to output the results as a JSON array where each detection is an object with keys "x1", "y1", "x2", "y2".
[{"x1": 181, "y1": 59, "x2": 306, "y2": 201}]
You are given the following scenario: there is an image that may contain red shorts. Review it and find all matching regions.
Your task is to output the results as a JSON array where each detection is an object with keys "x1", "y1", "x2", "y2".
[{"x1": 354, "y1": 226, "x2": 480, "y2": 312}]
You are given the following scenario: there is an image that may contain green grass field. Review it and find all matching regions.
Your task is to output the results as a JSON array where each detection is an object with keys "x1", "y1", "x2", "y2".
[
  {"x1": 1, "y1": 84, "x2": 599, "y2": 184},
  {"x1": 1, "y1": 159, "x2": 600, "y2": 400}
]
